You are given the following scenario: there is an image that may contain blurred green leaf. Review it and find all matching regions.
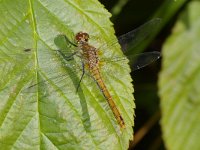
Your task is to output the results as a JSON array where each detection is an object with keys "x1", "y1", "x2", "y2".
[
  {"x1": 110, "y1": 0, "x2": 129, "y2": 19},
  {"x1": 0, "y1": 0, "x2": 134, "y2": 149},
  {"x1": 159, "y1": 1, "x2": 200, "y2": 149}
]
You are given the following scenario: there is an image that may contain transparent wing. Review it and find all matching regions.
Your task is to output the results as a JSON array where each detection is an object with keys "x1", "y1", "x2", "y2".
[
  {"x1": 0, "y1": 47, "x2": 83, "y2": 95},
  {"x1": 2, "y1": 23, "x2": 161, "y2": 95},
  {"x1": 100, "y1": 51, "x2": 161, "y2": 71},
  {"x1": 95, "y1": 18, "x2": 161, "y2": 57},
  {"x1": 129, "y1": 51, "x2": 161, "y2": 71},
  {"x1": 21, "y1": 53, "x2": 86, "y2": 94},
  {"x1": 117, "y1": 18, "x2": 161, "y2": 53},
  {"x1": 22, "y1": 64, "x2": 80, "y2": 94}
]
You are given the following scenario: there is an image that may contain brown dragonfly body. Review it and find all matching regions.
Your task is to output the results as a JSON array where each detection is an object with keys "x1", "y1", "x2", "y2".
[{"x1": 75, "y1": 32, "x2": 125, "y2": 128}]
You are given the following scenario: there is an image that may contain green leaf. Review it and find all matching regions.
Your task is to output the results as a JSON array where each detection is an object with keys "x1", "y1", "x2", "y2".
[
  {"x1": 0, "y1": 0, "x2": 134, "y2": 150},
  {"x1": 159, "y1": 1, "x2": 200, "y2": 150}
]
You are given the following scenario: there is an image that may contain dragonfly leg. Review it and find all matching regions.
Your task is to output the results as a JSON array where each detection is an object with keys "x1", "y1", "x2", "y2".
[
  {"x1": 76, "y1": 60, "x2": 85, "y2": 93},
  {"x1": 57, "y1": 49, "x2": 78, "y2": 61},
  {"x1": 63, "y1": 35, "x2": 77, "y2": 47},
  {"x1": 64, "y1": 51, "x2": 78, "y2": 60}
]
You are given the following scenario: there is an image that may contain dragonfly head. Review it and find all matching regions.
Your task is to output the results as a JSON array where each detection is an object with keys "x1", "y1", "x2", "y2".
[{"x1": 75, "y1": 32, "x2": 89, "y2": 44}]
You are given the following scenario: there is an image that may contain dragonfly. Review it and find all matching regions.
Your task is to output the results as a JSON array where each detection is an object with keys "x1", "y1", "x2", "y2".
[{"x1": 23, "y1": 18, "x2": 161, "y2": 129}]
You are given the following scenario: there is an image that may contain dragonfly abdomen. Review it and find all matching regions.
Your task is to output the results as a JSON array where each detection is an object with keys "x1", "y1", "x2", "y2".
[{"x1": 91, "y1": 67, "x2": 125, "y2": 128}]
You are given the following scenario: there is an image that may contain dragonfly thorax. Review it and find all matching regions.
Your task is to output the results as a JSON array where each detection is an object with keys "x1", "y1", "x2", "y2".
[{"x1": 81, "y1": 43, "x2": 99, "y2": 69}]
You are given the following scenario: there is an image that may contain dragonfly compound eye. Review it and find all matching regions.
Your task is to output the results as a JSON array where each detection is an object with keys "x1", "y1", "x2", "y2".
[{"x1": 75, "y1": 32, "x2": 89, "y2": 43}]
